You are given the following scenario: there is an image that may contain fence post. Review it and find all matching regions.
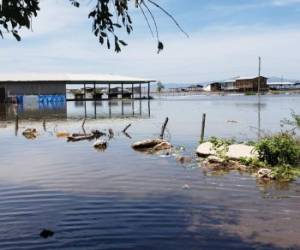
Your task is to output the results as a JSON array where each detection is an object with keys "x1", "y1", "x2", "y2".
[{"x1": 200, "y1": 113, "x2": 206, "y2": 143}]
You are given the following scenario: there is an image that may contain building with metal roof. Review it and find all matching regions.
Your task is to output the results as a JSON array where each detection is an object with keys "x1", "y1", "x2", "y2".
[{"x1": 0, "y1": 73, "x2": 155, "y2": 103}]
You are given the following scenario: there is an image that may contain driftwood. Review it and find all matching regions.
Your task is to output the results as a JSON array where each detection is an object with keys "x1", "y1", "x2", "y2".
[
  {"x1": 67, "y1": 133, "x2": 95, "y2": 142},
  {"x1": 91, "y1": 129, "x2": 106, "y2": 138},
  {"x1": 43, "y1": 119, "x2": 46, "y2": 132},
  {"x1": 22, "y1": 128, "x2": 38, "y2": 139},
  {"x1": 122, "y1": 123, "x2": 132, "y2": 133},
  {"x1": 108, "y1": 128, "x2": 114, "y2": 139},
  {"x1": 160, "y1": 117, "x2": 169, "y2": 139}
]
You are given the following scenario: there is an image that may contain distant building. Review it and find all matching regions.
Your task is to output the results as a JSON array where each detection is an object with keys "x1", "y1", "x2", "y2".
[
  {"x1": 235, "y1": 76, "x2": 268, "y2": 92},
  {"x1": 268, "y1": 81, "x2": 300, "y2": 90},
  {"x1": 205, "y1": 76, "x2": 268, "y2": 92},
  {"x1": 204, "y1": 82, "x2": 221, "y2": 92}
]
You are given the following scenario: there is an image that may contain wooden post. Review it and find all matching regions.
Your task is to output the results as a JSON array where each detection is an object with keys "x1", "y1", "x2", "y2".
[
  {"x1": 160, "y1": 117, "x2": 169, "y2": 139},
  {"x1": 121, "y1": 83, "x2": 124, "y2": 99},
  {"x1": 147, "y1": 82, "x2": 150, "y2": 99},
  {"x1": 109, "y1": 101, "x2": 112, "y2": 118},
  {"x1": 200, "y1": 113, "x2": 206, "y2": 143},
  {"x1": 93, "y1": 82, "x2": 96, "y2": 100},
  {"x1": 139, "y1": 83, "x2": 142, "y2": 99},
  {"x1": 148, "y1": 99, "x2": 151, "y2": 117},
  {"x1": 43, "y1": 119, "x2": 46, "y2": 132},
  {"x1": 15, "y1": 114, "x2": 19, "y2": 135},
  {"x1": 132, "y1": 99, "x2": 135, "y2": 116},
  {"x1": 258, "y1": 57, "x2": 261, "y2": 139},
  {"x1": 84, "y1": 83, "x2": 86, "y2": 100},
  {"x1": 108, "y1": 83, "x2": 111, "y2": 100},
  {"x1": 132, "y1": 84, "x2": 134, "y2": 99}
]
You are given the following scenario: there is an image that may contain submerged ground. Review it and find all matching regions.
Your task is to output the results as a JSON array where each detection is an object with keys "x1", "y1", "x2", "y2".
[{"x1": 0, "y1": 95, "x2": 299, "y2": 250}]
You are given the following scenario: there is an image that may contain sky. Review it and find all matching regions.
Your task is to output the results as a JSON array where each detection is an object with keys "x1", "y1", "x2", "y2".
[{"x1": 1, "y1": 0, "x2": 300, "y2": 83}]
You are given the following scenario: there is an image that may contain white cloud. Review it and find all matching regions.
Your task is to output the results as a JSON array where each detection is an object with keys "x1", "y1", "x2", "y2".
[
  {"x1": 1, "y1": 0, "x2": 300, "y2": 83},
  {"x1": 272, "y1": 0, "x2": 300, "y2": 6}
]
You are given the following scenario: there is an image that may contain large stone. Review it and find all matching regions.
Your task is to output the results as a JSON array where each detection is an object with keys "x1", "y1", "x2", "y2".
[
  {"x1": 226, "y1": 144, "x2": 258, "y2": 160},
  {"x1": 196, "y1": 142, "x2": 217, "y2": 157},
  {"x1": 152, "y1": 141, "x2": 172, "y2": 151},
  {"x1": 132, "y1": 139, "x2": 164, "y2": 150}
]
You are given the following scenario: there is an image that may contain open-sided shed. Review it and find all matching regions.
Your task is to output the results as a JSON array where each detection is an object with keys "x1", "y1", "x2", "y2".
[{"x1": 0, "y1": 73, "x2": 155, "y2": 103}]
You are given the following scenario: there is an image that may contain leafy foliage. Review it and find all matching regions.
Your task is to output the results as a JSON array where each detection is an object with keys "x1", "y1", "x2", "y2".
[
  {"x1": 208, "y1": 137, "x2": 235, "y2": 161},
  {"x1": 0, "y1": 0, "x2": 187, "y2": 53},
  {"x1": 255, "y1": 132, "x2": 300, "y2": 167},
  {"x1": 271, "y1": 164, "x2": 300, "y2": 182},
  {"x1": 0, "y1": 0, "x2": 40, "y2": 41},
  {"x1": 156, "y1": 82, "x2": 165, "y2": 93}
]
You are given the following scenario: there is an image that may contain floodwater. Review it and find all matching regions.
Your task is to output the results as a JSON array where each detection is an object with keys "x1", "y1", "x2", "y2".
[{"x1": 0, "y1": 94, "x2": 300, "y2": 250}]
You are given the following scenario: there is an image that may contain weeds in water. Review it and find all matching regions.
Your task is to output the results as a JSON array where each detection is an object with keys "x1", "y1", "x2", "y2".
[{"x1": 255, "y1": 132, "x2": 300, "y2": 167}]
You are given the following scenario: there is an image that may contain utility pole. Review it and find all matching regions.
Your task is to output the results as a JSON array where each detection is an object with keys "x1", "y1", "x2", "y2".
[
  {"x1": 257, "y1": 57, "x2": 261, "y2": 139},
  {"x1": 258, "y1": 56, "x2": 261, "y2": 98}
]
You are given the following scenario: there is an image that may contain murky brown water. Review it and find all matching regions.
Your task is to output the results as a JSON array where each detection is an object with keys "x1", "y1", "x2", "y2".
[{"x1": 0, "y1": 95, "x2": 299, "y2": 249}]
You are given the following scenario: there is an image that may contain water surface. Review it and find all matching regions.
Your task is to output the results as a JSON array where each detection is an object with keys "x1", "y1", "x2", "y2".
[{"x1": 0, "y1": 95, "x2": 300, "y2": 249}]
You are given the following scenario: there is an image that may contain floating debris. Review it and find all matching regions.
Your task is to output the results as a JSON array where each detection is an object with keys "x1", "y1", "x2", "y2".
[
  {"x1": 22, "y1": 128, "x2": 38, "y2": 139},
  {"x1": 40, "y1": 229, "x2": 54, "y2": 239},
  {"x1": 93, "y1": 139, "x2": 108, "y2": 151},
  {"x1": 91, "y1": 129, "x2": 106, "y2": 138},
  {"x1": 182, "y1": 184, "x2": 190, "y2": 190},
  {"x1": 67, "y1": 134, "x2": 95, "y2": 142},
  {"x1": 257, "y1": 168, "x2": 274, "y2": 180}
]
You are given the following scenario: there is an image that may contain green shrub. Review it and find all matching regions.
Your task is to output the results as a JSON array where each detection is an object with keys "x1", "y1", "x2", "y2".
[
  {"x1": 271, "y1": 164, "x2": 300, "y2": 182},
  {"x1": 255, "y1": 132, "x2": 300, "y2": 167},
  {"x1": 208, "y1": 137, "x2": 235, "y2": 160}
]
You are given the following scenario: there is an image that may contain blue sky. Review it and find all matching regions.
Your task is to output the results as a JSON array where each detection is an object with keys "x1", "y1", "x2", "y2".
[{"x1": 1, "y1": 0, "x2": 300, "y2": 83}]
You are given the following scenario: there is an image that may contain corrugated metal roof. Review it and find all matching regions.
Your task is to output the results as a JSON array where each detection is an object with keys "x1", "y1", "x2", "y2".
[
  {"x1": 235, "y1": 76, "x2": 267, "y2": 80},
  {"x1": 0, "y1": 73, "x2": 155, "y2": 83}
]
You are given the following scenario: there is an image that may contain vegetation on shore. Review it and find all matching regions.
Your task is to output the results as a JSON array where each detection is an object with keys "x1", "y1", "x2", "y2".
[{"x1": 204, "y1": 112, "x2": 300, "y2": 182}]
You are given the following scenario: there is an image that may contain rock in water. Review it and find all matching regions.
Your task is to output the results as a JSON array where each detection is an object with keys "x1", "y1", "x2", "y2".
[
  {"x1": 257, "y1": 168, "x2": 274, "y2": 179},
  {"x1": 40, "y1": 229, "x2": 54, "y2": 238},
  {"x1": 132, "y1": 139, "x2": 164, "y2": 150},
  {"x1": 226, "y1": 144, "x2": 258, "y2": 160},
  {"x1": 93, "y1": 139, "x2": 108, "y2": 151},
  {"x1": 152, "y1": 141, "x2": 172, "y2": 151},
  {"x1": 196, "y1": 142, "x2": 217, "y2": 157},
  {"x1": 207, "y1": 155, "x2": 223, "y2": 164}
]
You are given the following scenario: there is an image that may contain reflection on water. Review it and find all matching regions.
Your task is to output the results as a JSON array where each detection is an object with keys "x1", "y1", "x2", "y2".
[
  {"x1": 0, "y1": 99, "x2": 151, "y2": 121},
  {"x1": 0, "y1": 95, "x2": 300, "y2": 249}
]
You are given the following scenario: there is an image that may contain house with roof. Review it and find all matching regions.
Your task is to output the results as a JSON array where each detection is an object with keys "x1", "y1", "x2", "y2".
[{"x1": 205, "y1": 76, "x2": 268, "y2": 92}]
